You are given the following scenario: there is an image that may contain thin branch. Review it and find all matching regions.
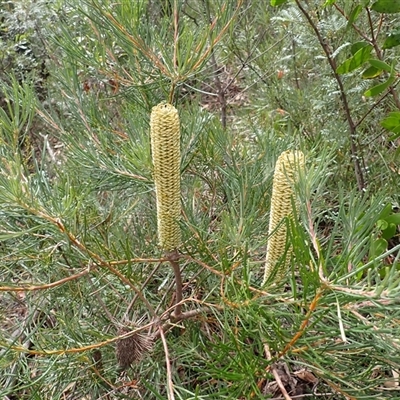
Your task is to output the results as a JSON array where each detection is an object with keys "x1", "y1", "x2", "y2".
[
  {"x1": 2, "y1": 320, "x2": 156, "y2": 356},
  {"x1": 123, "y1": 261, "x2": 163, "y2": 321},
  {"x1": 264, "y1": 343, "x2": 293, "y2": 400},
  {"x1": 173, "y1": 0, "x2": 179, "y2": 71},
  {"x1": 159, "y1": 326, "x2": 176, "y2": 400},
  {"x1": 355, "y1": 88, "x2": 393, "y2": 129},
  {"x1": 278, "y1": 289, "x2": 322, "y2": 358},
  {"x1": 295, "y1": 0, "x2": 365, "y2": 191},
  {"x1": 203, "y1": 0, "x2": 227, "y2": 129},
  {"x1": 0, "y1": 265, "x2": 91, "y2": 292}
]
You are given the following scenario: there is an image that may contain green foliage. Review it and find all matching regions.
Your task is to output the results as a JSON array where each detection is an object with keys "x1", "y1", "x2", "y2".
[
  {"x1": 0, "y1": 0, "x2": 58, "y2": 87},
  {"x1": 371, "y1": 0, "x2": 400, "y2": 13},
  {"x1": 336, "y1": 43, "x2": 373, "y2": 74}
]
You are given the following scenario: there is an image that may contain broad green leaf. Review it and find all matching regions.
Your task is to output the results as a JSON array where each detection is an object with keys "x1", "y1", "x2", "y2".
[
  {"x1": 368, "y1": 59, "x2": 392, "y2": 72},
  {"x1": 270, "y1": 0, "x2": 288, "y2": 5},
  {"x1": 378, "y1": 203, "x2": 393, "y2": 222},
  {"x1": 382, "y1": 223, "x2": 397, "y2": 240},
  {"x1": 376, "y1": 219, "x2": 389, "y2": 231},
  {"x1": 385, "y1": 213, "x2": 400, "y2": 225},
  {"x1": 383, "y1": 33, "x2": 400, "y2": 49},
  {"x1": 362, "y1": 66, "x2": 382, "y2": 79},
  {"x1": 351, "y1": 41, "x2": 370, "y2": 55},
  {"x1": 336, "y1": 44, "x2": 373, "y2": 74},
  {"x1": 324, "y1": 0, "x2": 336, "y2": 5},
  {"x1": 364, "y1": 75, "x2": 395, "y2": 96},
  {"x1": 380, "y1": 111, "x2": 400, "y2": 132},
  {"x1": 371, "y1": 0, "x2": 400, "y2": 13},
  {"x1": 378, "y1": 203, "x2": 393, "y2": 220}
]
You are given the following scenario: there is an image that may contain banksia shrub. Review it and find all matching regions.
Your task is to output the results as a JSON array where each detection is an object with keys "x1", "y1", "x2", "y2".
[
  {"x1": 263, "y1": 150, "x2": 305, "y2": 285},
  {"x1": 150, "y1": 103, "x2": 181, "y2": 251}
]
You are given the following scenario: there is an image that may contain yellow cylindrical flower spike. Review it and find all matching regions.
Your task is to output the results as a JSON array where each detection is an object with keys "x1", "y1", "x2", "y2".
[
  {"x1": 263, "y1": 150, "x2": 305, "y2": 285},
  {"x1": 150, "y1": 103, "x2": 181, "y2": 251}
]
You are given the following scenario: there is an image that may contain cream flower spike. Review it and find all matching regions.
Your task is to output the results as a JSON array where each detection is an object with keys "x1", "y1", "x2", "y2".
[
  {"x1": 150, "y1": 103, "x2": 181, "y2": 251},
  {"x1": 263, "y1": 150, "x2": 305, "y2": 285}
]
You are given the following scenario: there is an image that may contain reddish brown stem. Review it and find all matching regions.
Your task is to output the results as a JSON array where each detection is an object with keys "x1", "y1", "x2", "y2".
[
  {"x1": 167, "y1": 249, "x2": 183, "y2": 319},
  {"x1": 295, "y1": 0, "x2": 365, "y2": 191}
]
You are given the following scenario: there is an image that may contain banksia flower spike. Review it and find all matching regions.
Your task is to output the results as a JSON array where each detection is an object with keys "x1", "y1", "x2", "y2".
[
  {"x1": 263, "y1": 150, "x2": 305, "y2": 285},
  {"x1": 150, "y1": 103, "x2": 181, "y2": 252}
]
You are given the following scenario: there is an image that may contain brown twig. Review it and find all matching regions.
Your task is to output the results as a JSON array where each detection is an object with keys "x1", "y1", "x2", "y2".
[
  {"x1": 254, "y1": 290, "x2": 323, "y2": 396},
  {"x1": 264, "y1": 343, "x2": 293, "y2": 400},
  {"x1": 0, "y1": 265, "x2": 91, "y2": 292},
  {"x1": 123, "y1": 261, "x2": 163, "y2": 321},
  {"x1": 2, "y1": 320, "x2": 155, "y2": 356},
  {"x1": 202, "y1": 0, "x2": 227, "y2": 129},
  {"x1": 166, "y1": 249, "x2": 183, "y2": 320},
  {"x1": 295, "y1": 0, "x2": 365, "y2": 191},
  {"x1": 159, "y1": 325, "x2": 176, "y2": 400},
  {"x1": 173, "y1": 0, "x2": 179, "y2": 71},
  {"x1": 278, "y1": 290, "x2": 322, "y2": 358}
]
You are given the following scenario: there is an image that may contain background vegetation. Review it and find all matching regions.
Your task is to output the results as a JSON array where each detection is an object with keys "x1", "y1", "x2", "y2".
[{"x1": 1, "y1": 0, "x2": 400, "y2": 399}]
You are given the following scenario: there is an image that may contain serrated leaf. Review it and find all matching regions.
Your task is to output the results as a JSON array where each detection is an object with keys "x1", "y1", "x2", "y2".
[
  {"x1": 368, "y1": 59, "x2": 392, "y2": 72},
  {"x1": 362, "y1": 66, "x2": 382, "y2": 79},
  {"x1": 371, "y1": 0, "x2": 400, "y2": 13},
  {"x1": 270, "y1": 0, "x2": 288, "y2": 5},
  {"x1": 336, "y1": 44, "x2": 373, "y2": 74},
  {"x1": 364, "y1": 75, "x2": 395, "y2": 96},
  {"x1": 383, "y1": 33, "x2": 400, "y2": 49}
]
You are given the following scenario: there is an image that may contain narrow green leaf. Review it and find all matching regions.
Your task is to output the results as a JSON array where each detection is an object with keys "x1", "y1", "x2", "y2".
[
  {"x1": 336, "y1": 44, "x2": 373, "y2": 74},
  {"x1": 370, "y1": 237, "x2": 388, "y2": 258},
  {"x1": 383, "y1": 33, "x2": 400, "y2": 49},
  {"x1": 270, "y1": 0, "x2": 288, "y2": 5},
  {"x1": 362, "y1": 66, "x2": 382, "y2": 79},
  {"x1": 389, "y1": 132, "x2": 400, "y2": 141},
  {"x1": 364, "y1": 75, "x2": 395, "y2": 97},
  {"x1": 324, "y1": 0, "x2": 336, "y2": 5},
  {"x1": 371, "y1": 0, "x2": 400, "y2": 13},
  {"x1": 368, "y1": 59, "x2": 392, "y2": 72}
]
